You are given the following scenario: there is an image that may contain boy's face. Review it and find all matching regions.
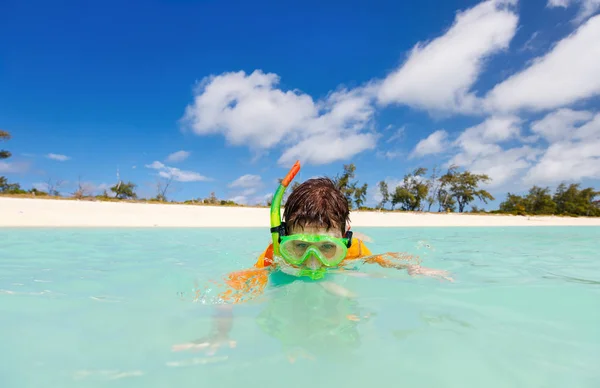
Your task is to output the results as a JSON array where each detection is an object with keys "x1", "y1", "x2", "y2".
[{"x1": 288, "y1": 224, "x2": 343, "y2": 270}]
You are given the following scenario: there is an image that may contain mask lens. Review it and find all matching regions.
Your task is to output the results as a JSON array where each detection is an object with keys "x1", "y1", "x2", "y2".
[{"x1": 279, "y1": 236, "x2": 347, "y2": 267}]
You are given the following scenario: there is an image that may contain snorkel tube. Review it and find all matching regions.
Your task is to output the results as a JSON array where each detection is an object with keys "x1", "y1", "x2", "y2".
[{"x1": 270, "y1": 160, "x2": 301, "y2": 256}]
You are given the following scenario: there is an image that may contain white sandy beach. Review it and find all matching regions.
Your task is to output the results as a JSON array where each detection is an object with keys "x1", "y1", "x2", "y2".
[{"x1": 1, "y1": 197, "x2": 600, "y2": 227}]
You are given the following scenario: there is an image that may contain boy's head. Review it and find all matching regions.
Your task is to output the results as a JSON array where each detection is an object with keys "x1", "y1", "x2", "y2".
[{"x1": 282, "y1": 177, "x2": 350, "y2": 238}]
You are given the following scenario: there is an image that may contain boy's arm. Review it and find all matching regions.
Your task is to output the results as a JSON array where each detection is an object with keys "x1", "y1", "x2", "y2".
[
  {"x1": 343, "y1": 240, "x2": 453, "y2": 282},
  {"x1": 173, "y1": 245, "x2": 277, "y2": 354},
  {"x1": 206, "y1": 244, "x2": 276, "y2": 304}
]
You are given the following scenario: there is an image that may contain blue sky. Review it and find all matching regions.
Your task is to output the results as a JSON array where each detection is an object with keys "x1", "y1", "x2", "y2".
[{"x1": 2, "y1": 0, "x2": 600, "y2": 209}]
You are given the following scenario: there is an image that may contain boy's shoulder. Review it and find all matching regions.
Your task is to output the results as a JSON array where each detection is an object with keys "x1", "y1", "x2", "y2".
[
  {"x1": 254, "y1": 243, "x2": 275, "y2": 268},
  {"x1": 345, "y1": 237, "x2": 372, "y2": 260}
]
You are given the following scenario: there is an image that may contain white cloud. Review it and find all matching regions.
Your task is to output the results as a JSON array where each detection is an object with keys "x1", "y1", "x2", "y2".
[
  {"x1": 456, "y1": 145, "x2": 542, "y2": 187},
  {"x1": 180, "y1": 70, "x2": 378, "y2": 166},
  {"x1": 228, "y1": 192, "x2": 273, "y2": 206},
  {"x1": 377, "y1": 0, "x2": 518, "y2": 114},
  {"x1": 228, "y1": 174, "x2": 263, "y2": 197},
  {"x1": 386, "y1": 126, "x2": 406, "y2": 143},
  {"x1": 145, "y1": 161, "x2": 210, "y2": 182},
  {"x1": 547, "y1": 0, "x2": 600, "y2": 23},
  {"x1": 415, "y1": 111, "x2": 600, "y2": 189},
  {"x1": 228, "y1": 195, "x2": 248, "y2": 204},
  {"x1": 410, "y1": 130, "x2": 450, "y2": 158},
  {"x1": 47, "y1": 153, "x2": 70, "y2": 161},
  {"x1": 530, "y1": 108, "x2": 594, "y2": 142},
  {"x1": 278, "y1": 132, "x2": 377, "y2": 166},
  {"x1": 439, "y1": 116, "x2": 543, "y2": 187},
  {"x1": 166, "y1": 150, "x2": 190, "y2": 163},
  {"x1": 523, "y1": 111, "x2": 600, "y2": 184},
  {"x1": 456, "y1": 115, "x2": 522, "y2": 146},
  {"x1": 548, "y1": 0, "x2": 571, "y2": 5},
  {"x1": 0, "y1": 161, "x2": 29, "y2": 174},
  {"x1": 181, "y1": 70, "x2": 315, "y2": 149},
  {"x1": 485, "y1": 14, "x2": 600, "y2": 113},
  {"x1": 376, "y1": 150, "x2": 402, "y2": 160},
  {"x1": 228, "y1": 174, "x2": 262, "y2": 188}
]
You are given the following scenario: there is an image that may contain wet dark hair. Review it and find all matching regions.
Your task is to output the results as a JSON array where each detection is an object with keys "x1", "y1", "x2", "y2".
[{"x1": 283, "y1": 177, "x2": 349, "y2": 236}]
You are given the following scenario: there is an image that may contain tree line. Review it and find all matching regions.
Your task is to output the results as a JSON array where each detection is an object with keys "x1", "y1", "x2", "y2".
[
  {"x1": 498, "y1": 184, "x2": 600, "y2": 217},
  {"x1": 2, "y1": 130, "x2": 599, "y2": 216}
]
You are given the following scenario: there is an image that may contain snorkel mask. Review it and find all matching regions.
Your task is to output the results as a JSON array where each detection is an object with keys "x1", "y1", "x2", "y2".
[{"x1": 270, "y1": 161, "x2": 353, "y2": 280}]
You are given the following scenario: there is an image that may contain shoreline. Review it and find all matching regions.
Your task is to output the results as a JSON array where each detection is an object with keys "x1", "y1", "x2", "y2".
[{"x1": 2, "y1": 197, "x2": 600, "y2": 227}]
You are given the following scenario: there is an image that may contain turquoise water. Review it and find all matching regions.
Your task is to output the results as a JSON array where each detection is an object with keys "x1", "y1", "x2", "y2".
[{"x1": 1, "y1": 227, "x2": 600, "y2": 388}]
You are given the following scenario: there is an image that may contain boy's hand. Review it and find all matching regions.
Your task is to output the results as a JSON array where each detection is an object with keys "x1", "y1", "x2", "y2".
[
  {"x1": 407, "y1": 265, "x2": 454, "y2": 282},
  {"x1": 172, "y1": 334, "x2": 236, "y2": 356},
  {"x1": 172, "y1": 304, "x2": 235, "y2": 356},
  {"x1": 359, "y1": 252, "x2": 453, "y2": 282},
  {"x1": 319, "y1": 281, "x2": 357, "y2": 298}
]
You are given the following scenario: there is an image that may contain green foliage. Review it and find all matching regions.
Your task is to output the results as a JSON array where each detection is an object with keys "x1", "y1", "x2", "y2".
[
  {"x1": 553, "y1": 183, "x2": 599, "y2": 216},
  {"x1": 0, "y1": 131, "x2": 21, "y2": 193},
  {"x1": 425, "y1": 165, "x2": 441, "y2": 212},
  {"x1": 0, "y1": 130, "x2": 11, "y2": 160},
  {"x1": 498, "y1": 183, "x2": 599, "y2": 217},
  {"x1": 499, "y1": 193, "x2": 528, "y2": 215},
  {"x1": 391, "y1": 167, "x2": 429, "y2": 211},
  {"x1": 437, "y1": 187, "x2": 457, "y2": 212},
  {"x1": 110, "y1": 181, "x2": 137, "y2": 199},
  {"x1": 204, "y1": 191, "x2": 219, "y2": 205},
  {"x1": 29, "y1": 188, "x2": 48, "y2": 196},
  {"x1": 333, "y1": 163, "x2": 357, "y2": 207},
  {"x1": 377, "y1": 180, "x2": 389, "y2": 209},
  {"x1": 332, "y1": 163, "x2": 368, "y2": 210},
  {"x1": 0, "y1": 178, "x2": 27, "y2": 194},
  {"x1": 526, "y1": 186, "x2": 557, "y2": 214},
  {"x1": 439, "y1": 166, "x2": 494, "y2": 213},
  {"x1": 470, "y1": 206, "x2": 486, "y2": 213},
  {"x1": 353, "y1": 183, "x2": 368, "y2": 209}
]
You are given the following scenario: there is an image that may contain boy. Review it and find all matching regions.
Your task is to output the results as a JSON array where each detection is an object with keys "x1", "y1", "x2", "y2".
[
  {"x1": 173, "y1": 162, "x2": 451, "y2": 356},
  {"x1": 215, "y1": 161, "x2": 451, "y2": 303}
]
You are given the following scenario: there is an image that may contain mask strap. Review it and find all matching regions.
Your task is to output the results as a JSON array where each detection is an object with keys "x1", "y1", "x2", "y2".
[
  {"x1": 269, "y1": 222, "x2": 287, "y2": 243},
  {"x1": 345, "y1": 230, "x2": 353, "y2": 248}
]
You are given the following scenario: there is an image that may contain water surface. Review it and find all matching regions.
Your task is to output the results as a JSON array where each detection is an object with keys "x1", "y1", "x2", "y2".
[{"x1": 1, "y1": 227, "x2": 599, "y2": 388}]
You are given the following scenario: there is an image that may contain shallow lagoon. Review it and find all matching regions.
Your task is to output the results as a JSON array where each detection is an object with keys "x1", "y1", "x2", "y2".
[{"x1": 1, "y1": 227, "x2": 599, "y2": 388}]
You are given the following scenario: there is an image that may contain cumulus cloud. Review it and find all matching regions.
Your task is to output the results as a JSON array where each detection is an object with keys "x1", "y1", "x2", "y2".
[
  {"x1": 47, "y1": 153, "x2": 70, "y2": 161},
  {"x1": 530, "y1": 108, "x2": 594, "y2": 142},
  {"x1": 547, "y1": 0, "x2": 600, "y2": 24},
  {"x1": 145, "y1": 161, "x2": 209, "y2": 182},
  {"x1": 410, "y1": 130, "x2": 450, "y2": 158},
  {"x1": 180, "y1": 70, "x2": 378, "y2": 166},
  {"x1": 408, "y1": 116, "x2": 541, "y2": 187},
  {"x1": 524, "y1": 110, "x2": 600, "y2": 184},
  {"x1": 377, "y1": 0, "x2": 518, "y2": 114},
  {"x1": 177, "y1": 0, "x2": 600, "y2": 192},
  {"x1": 448, "y1": 117, "x2": 544, "y2": 187},
  {"x1": 485, "y1": 14, "x2": 600, "y2": 113},
  {"x1": 166, "y1": 150, "x2": 190, "y2": 163},
  {"x1": 278, "y1": 132, "x2": 377, "y2": 166},
  {"x1": 410, "y1": 110, "x2": 600, "y2": 189}
]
